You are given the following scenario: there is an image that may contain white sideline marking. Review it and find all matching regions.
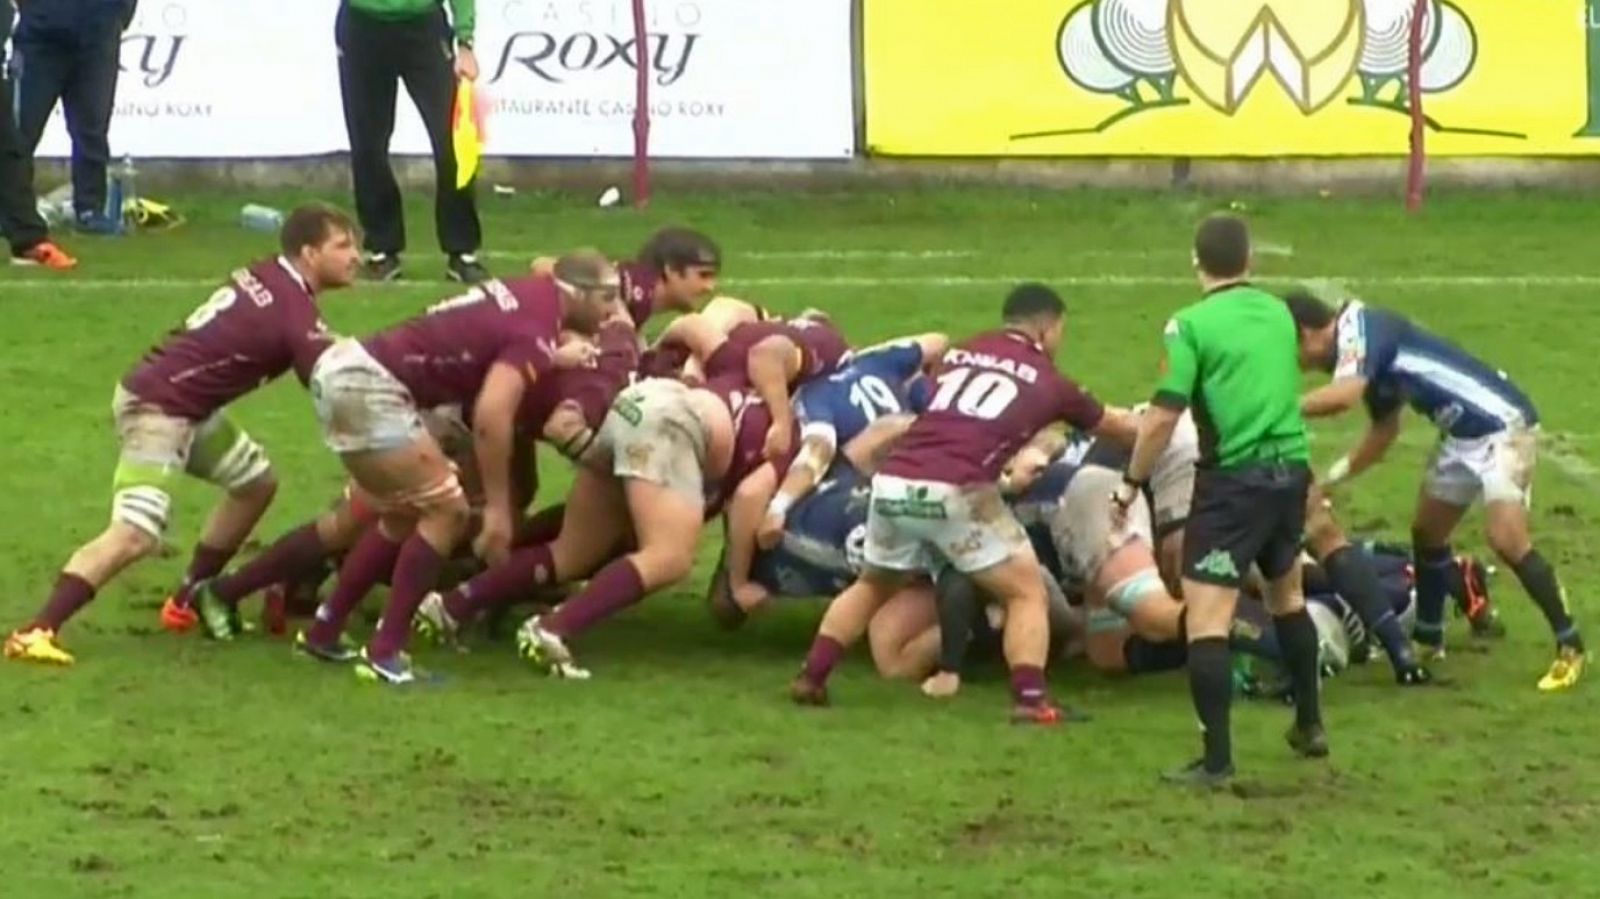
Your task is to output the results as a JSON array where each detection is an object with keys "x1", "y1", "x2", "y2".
[
  {"x1": 488, "y1": 248, "x2": 978, "y2": 261},
  {"x1": 1545, "y1": 432, "x2": 1600, "y2": 489},
  {"x1": 12, "y1": 272, "x2": 1600, "y2": 291}
]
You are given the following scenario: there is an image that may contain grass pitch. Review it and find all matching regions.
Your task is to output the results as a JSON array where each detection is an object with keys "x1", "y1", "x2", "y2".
[{"x1": 2, "y1": 186, "x2": 1599, "y2": 898}]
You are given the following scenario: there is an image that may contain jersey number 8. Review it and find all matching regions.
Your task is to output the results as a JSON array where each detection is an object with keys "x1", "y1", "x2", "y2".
[
  {"x1": 928, "y1": 368, "x2": 1019, "y2": 420},
  {"x1": 184, "y1": 286, "x2": 240, "y2": 331}
]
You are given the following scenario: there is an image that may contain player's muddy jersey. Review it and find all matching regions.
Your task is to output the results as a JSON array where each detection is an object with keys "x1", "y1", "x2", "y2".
[
  {"x1": 704, "y1": 319, "x2": 849, "y2": 386},
  {"x1": 363, "y1": 276, "x2": 561, "y2": 409},
  {"x1": 794, "y1": 338, "x2": 928, "y2": 448},
  {"x1": 881, "y1": 330, "x2": 1103, "y2": 484},
  {"x1": 122, "y1": 257, "x2": 333, "y2": 419},
  {"x1": 1335, "y1": 301, "x2": 1538, "y2": 438}
]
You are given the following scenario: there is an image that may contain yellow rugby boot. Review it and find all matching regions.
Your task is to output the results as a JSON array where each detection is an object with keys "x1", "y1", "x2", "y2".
[
  {"x1": 1537, "y1": 645, "x2": 1587, "y2": 692},
  {"x1": 4, "y1": 628, "x2": 75, "y2": 666}
]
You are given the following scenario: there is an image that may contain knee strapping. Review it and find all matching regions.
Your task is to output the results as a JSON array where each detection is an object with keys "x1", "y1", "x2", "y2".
[{"x1": 113, "y1": 485, "x2": 172, "y2": 539}]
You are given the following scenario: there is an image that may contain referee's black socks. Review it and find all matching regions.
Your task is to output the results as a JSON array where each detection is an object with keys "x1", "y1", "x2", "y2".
[
  {"x1": 1273, "y1": 607, "x2": 1324, "y2": 730},
  {"x1": 1512, "y1": 548, "x2": 1584, "y2": 652},
  {"x1": 1187, "y1": 636, "x2": 1233, "y2": 773}
]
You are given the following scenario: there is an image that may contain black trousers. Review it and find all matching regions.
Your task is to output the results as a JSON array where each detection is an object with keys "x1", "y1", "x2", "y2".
[
  {"x1": 0, "y1": 57, "x2": 49, "y2": 253},
  {"x1": 336, "y1": 4, "x2": 481, "y2": 257},
  {"x1": 13, "y1": 24, "x2": 121, "y2": 217}
]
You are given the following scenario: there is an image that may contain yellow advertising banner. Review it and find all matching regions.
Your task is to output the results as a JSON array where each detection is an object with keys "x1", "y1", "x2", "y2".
[{"x1": 864, "y1": 0, "x2": 1600, "y2": 156}]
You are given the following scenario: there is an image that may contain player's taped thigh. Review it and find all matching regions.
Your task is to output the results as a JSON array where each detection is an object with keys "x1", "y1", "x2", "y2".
[
  {"x1": 189, "y1": 414, "x2": 273, "y2": 492},
  {"x1": 110, "y1": 459, "x2": 176, "y2": 540},
  {"x1": 1103, "y1": 569, "x2": 1165, "y2": 619},
  {"x1": 369, "y1": 470, "x2": 468, "y2": 518}
]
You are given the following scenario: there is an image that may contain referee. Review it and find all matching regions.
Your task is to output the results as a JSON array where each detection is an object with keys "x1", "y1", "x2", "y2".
[
  {"x1": 1111, "y1": 214, "x2": 1326, "y2": 788},
  {"x1": 337, "y1": 0, "x2": 486, "y2": 284}
]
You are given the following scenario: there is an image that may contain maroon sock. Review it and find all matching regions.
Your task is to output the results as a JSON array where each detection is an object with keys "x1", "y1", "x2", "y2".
[
  {"x1": 33, "y1": 573, "x2": 97, "y2": 632},
  {"x1": 541, "y1": 557, "x2": 645, "y2": 639},
  {"x1": 1009, "y1": 664, "x2": 1050, "y2": 707},
  {"x1": 514, "y1": 504, "x2": 566, "y2": 547},
  {"x1": 367, "y1": 536, "x2": 445, "y2": 660},
  {"x1": 443, "y1": 544, "x2": 557, "y2": 623},
  {"x1": 212, "y1": 523, "x2": 328, "y2": 607},
  {"x1": 174, "y1": 543, "x2": 235, "y2": 605},
  {"x1": 801, "y1": 636, "x2": 844, "y2": 686},
  {"x1": 306, "y1": 530, "x2": 400, "y2": 646}
]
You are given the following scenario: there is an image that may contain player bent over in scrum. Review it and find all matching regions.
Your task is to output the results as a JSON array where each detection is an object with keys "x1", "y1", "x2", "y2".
[
  {"x1": 791, "y1": 283, "x2": 1135, "y2": 723},
  {"x1": 282, "y1": 256, "x2": 616, "y2": 684},
  {"x1": 5, "y1": 206, "x2": 360, "y2": 665},
  {"x1": 1287, "y1": 289, "x2": 1584, "y2": 690}
]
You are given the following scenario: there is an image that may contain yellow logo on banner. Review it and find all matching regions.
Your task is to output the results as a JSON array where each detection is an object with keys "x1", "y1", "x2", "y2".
[
  {"x1": 864, "y1": 0, "x2": 1600, "y2": 156},
  {"x1": 1167, "y1": 1, "x2": 1364, "y2": 114}
]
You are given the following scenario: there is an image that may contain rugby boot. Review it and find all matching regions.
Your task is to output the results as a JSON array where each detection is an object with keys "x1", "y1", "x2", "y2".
[
  {"x1": 1537, "y1": 644, "x2": 1587, "y2": 692},
  {"x1": 292, "y1": 630, "x2": 360, "y2": 664},
  {"x1": 3, "y1": 627, "x2": 73, "y2": 665}
]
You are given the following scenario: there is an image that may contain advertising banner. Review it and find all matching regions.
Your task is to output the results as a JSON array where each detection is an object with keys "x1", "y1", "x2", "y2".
[
  {"x1": 35, "y1": 0, "x2": 855, "y2": 159},
  {"x1": 864, "y1": 0, "x2": 1600, "y2": 157}
]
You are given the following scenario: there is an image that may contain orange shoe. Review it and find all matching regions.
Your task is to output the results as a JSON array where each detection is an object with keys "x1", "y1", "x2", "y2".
[
  {"x1": 10, "y1": 241, "x2": 78, "y2": 271},
  {"x1": 160, "y1": 597, "x2": 199, "y2": 633}
]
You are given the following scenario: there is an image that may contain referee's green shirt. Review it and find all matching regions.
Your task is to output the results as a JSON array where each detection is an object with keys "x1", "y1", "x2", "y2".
[
  {"x1": 1152, "y1": 283, "x2": 1310, "y2": 469},
  {"x1": 348, "y1": 0, "x2": 475, "y2": 44}
]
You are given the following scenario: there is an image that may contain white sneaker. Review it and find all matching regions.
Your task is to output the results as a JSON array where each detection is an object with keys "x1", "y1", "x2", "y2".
[
  {"x1": 414, "y1": 592, "x2": 460, "y2": 645},
  {"x1": 516, "y1": 615, "x2": 591, "y2": 680}
]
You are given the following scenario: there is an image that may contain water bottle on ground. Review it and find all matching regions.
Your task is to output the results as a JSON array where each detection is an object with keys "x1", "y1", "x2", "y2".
[{"x1": 240, "y1": 204, "x2": 285, "y2": 232}]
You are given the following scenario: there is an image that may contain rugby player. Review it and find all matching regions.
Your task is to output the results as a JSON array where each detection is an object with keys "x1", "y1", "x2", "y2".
[
  {"x1": 4, "y1": 204, "x2": 361, "y2": 665},
  {"x1": 1285, "y1": 289, "x2": 1585, "y2": 690},
  {"x1": 272, "y1": 255, "x2": 618, "y2": 684},
  {"x1": 440, "y1": 314, "x2": 813, "y2": 677},
  {"x1": 791, "y1": 283, "x2": 1136, "y2": 723},
  {"x1": 1115, "y1": 214, "x2": 1325, "y2": 786},
  {"x1": 713, "y1": 332, "x2": 945, "y2": 622},
  {"x1": 413, "y1": 315, "x2": 643, "y2": 640},
  {"x1": 533, "y1": 226, "x2": 721, "y2": 329}
]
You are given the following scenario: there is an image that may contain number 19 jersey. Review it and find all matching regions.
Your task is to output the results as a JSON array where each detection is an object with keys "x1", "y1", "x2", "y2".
[{"x1": 879, "y1": 329, "x2": 1104, "y2": 485}]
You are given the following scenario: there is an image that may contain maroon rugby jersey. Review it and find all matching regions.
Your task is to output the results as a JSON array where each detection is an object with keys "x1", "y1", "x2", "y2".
[
  {"x1": 122, "y1": 257, "x2": 333, "y2": 419},
  {"x1": 703, "y1": 319, "x2": 848, "y2": 385},
  {"x1": 363, "y1": 276, "x2": 562, "y2": 410},
  {"x1": 880, "y1": 329, "x2": 1103, "y2": 484},
  {"x1": 518, "y1": 319, "x2": 640, "y2": 433},
  {"x1": 701, "y1": 374, "x2": 799, "y2": 517}
]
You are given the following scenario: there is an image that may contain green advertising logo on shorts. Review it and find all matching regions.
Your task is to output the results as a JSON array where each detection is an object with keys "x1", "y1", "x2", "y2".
[
  {"x1": 1194, "y1": 549, "x2": 1240, "y2": 580},
  {"x1": 875, "y1": 486, "x2": 948, "y2": 521},
  {"x1": 614, "y1": 397, "x2": 644, "y2": 427}
]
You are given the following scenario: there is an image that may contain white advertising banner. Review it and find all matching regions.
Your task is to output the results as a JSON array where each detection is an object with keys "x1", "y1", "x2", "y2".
[{"x1": 34, "y1": 0, "x2": 855, "y2": 160}]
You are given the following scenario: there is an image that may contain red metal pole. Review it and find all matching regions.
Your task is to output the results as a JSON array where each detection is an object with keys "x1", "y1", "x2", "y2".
[
  {"x1": 631, "y1": 0, "x2": 652, "y2": 208},
  {"x1": 1405, "y1": 0, "x2": 1426, "y2": 213}
]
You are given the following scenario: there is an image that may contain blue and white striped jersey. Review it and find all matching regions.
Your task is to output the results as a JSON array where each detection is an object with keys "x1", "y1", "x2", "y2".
[{"x1": 1335, "y1": 301, "x2": 1538, "y2": 438}]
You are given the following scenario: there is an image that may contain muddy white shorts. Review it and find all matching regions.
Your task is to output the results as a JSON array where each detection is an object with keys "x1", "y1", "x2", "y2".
[
  {"x1": 863, "y1": 475, "x2": 1028, "y2": 575},
  {"x1": 1423, "y1": 426, "x2": 1537, "y2": 508},
  {"x1": 309, "y1": 339, "x2": 425, "y2": 454}
]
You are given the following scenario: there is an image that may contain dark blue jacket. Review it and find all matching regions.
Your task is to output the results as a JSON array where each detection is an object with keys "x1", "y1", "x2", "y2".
[{"x1": 14, "y1": 0, "x2": 137, "y2": 42}]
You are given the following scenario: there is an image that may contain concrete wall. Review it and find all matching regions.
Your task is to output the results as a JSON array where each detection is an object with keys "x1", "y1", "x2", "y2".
[{"x1": 34, "y1": 155, "x2": 1600, "y2": 196}]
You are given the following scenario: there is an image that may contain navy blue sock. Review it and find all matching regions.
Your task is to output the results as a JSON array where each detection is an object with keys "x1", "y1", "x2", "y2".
[
  {"x1": 1325, "y1": 545, "x2": 1417, "y2": 669},
  {"x1": 1512, "y1": 548, "x2": 1583, "y2": 651},
  {"x1": 1413, "y1": 542, "x2": 1454, "y2": 647}
]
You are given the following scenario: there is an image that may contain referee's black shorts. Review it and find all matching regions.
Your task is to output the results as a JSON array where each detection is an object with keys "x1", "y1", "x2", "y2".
[{"x1": 1181, "y1": 461, "x2": 1311, "y2": 588}]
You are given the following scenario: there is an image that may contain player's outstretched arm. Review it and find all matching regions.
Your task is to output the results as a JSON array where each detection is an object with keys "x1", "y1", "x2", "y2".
[
  {"x1": 471, "y1": 362, "x2": 531, "y2": 563},
  {"x1": 759, "y1": 434, "x2": 835, "y2": 550},
  {"x1": 1089, "y1": 406, "x2": 1140, "y2": 446},
  {"x1": 840, "y1": 413, "x2": 916, "y2": 475},
  {"x1": 1302, "y1": 376, "x2": 1368, "y2": 418},
  {"x1": 1325, "y1": 410, "x2": 1402, "y2": 487},
  {"x1": 724, "y1": 464, "x2": 780, "y2": 595},
  {"x1": 749, "y1": 335, "x2": 803, "y2": 461}
]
